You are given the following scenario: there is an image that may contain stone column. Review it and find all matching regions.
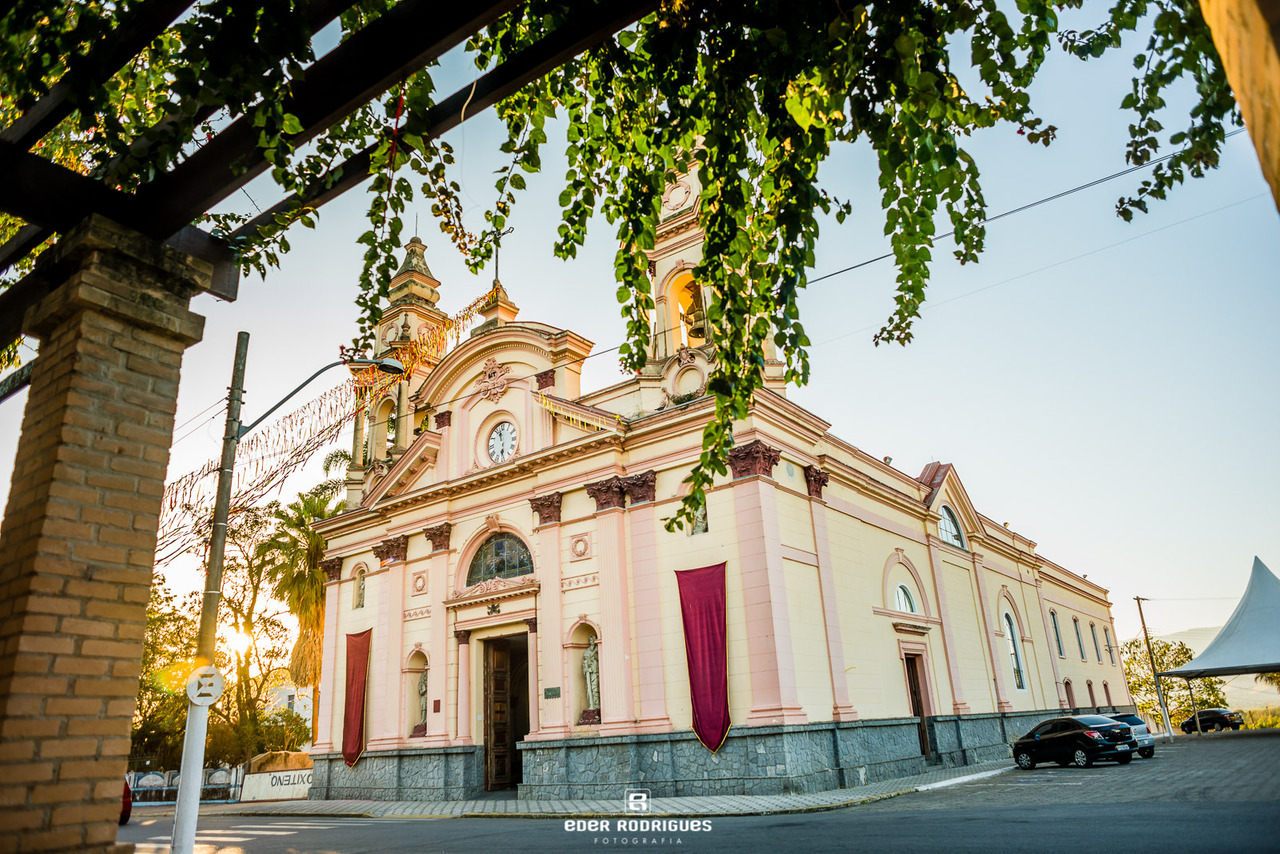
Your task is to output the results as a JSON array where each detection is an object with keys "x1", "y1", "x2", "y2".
[
  {"x1": 346, "y1": 405, "x2": 366, "y2": 506},
  {"x1": 424, "y1": 523, "x2": 452, "y2": 741},
  {"x1": 394, "y1": 379, "x2": 410, "y2": 454},
  {"x1": 530, "y1": 494, "x2": 568, "y2": 737},
  {"x1": 0, "y1": 216, "x2": 207, "y2": 854},
  {"x1": 584, "y1": 477, "x2": 635, "y2": 735},
  {"x1": 729, "y1": 441, "x2": 807, "y2": 726},
  {"x1": 804, "y1": 467, "x2": 857, "y2": 721},
  {"x1": 925, "y1": 541, "x2": 970, "y2": 714},
  {"x1": 971, "y1": 552, "x2": 1012, "y2": 712},
  {"x1": 623, "y1": 472, "x2": 672, "y2": 732},
  {"x1": 314, "y1": 558, "x2": 344, "y2": 752},
  {"x1": 525, "y1": 618, "x2": 540, "y2": 735},
  {"x1": 455, "y1": 630, "x2": 472, "y2": 743}
]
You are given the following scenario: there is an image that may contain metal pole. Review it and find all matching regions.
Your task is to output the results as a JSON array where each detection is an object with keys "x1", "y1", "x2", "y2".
[
  {"x1": 1186, "y1": 678, "x2": 1202, "y2": 734},
  {"x1": 1135, "y1": 597, "x2": 1175, "y2": 742},
  {"x1": 173, "y1": 332, "x2": 249, "y2": 854}
]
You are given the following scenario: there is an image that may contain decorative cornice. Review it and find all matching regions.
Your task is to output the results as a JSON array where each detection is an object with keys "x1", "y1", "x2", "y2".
[
  {"x1": 728, "y1": 439, "x2": 781, "y2": 479},
  {"x1": 373, "y1": 534, "x2": 409, "y2": 564},
  {"x1": 404, "y1": 607, "x2": 431, "y2": 621},
  {"x1": 530, "y1": 492, "x2": 563, "y2": 525},
  {"x1": 446, "y1": 574, "x2": 539, "y2": 606},
  {"x1": 621, "y1": 470, "x2": 657, "y2": 504},
  {"x1": 434, "y1": 410, "x2": 452, "y2": 429},
  {"x1": 892, "y1": 621, "x2": 933, "y2": 636},
  {"x1": 423, "y1": 523, "x2": 452, "y2": 553},
  {"x1": 803, "y1": 465, "x2": 829, "y2": 498},
  {"x1": 320, "y1": 557, "x2": 343, "y2": 583},
  {"x1": 585, "y1": 475, "x2": 627, "y2": 511},
  {"x1": 535, "y1": 368, "x2": 555, "y2": 390},
  {"x1": 562, "y1": 573, "x2": 599, "y2": 591}
]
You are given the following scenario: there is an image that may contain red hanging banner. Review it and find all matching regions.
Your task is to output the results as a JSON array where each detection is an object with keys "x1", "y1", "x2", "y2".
[
  {"x1": 342, "y1": 629, "x2": 372, "y2": 767},
  {"x1": 675, "y1": 562, "x2": 731, "y2": 752}
]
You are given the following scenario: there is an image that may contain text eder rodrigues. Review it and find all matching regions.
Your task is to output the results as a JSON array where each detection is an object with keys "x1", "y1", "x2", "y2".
[{"x1": 564, "y1": 820, "x2": 714, "y2": 833}]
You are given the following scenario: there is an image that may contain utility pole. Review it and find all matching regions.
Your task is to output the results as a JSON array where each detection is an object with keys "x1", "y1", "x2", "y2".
[{"x1": 1135, "y1": 596, "x2": 1175, "y2": 742}]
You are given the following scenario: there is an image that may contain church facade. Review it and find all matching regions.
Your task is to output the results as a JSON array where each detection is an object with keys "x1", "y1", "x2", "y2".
[{"x1": 308, "y1": 186, "x2": 1132, "y2": 800}]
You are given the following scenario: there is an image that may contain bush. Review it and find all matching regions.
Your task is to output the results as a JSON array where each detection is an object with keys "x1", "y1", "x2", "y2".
[{"x1": 1243, "y1": 708, "x2": 1280, "y2": 730}]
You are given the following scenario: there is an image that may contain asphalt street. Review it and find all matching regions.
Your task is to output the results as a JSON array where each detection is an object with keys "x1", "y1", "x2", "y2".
[{"x1": 120, "y1": 735, "x2": 1280, "y2": 853}]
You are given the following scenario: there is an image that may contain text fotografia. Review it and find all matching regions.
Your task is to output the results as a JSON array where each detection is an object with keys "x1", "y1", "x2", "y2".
[{"x1": 564, "y1": 820, "x2": 713, "y2": 833}]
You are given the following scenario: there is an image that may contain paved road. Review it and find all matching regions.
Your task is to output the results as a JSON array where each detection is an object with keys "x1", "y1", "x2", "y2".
[{"x1": 119, "y1": 736, "x2": 1279, "y2": 853}]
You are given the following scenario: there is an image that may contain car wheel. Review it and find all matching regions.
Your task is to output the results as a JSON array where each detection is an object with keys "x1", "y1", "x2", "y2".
[
  {"x1": 1015, "y1": 750, "x2": 1035, "y2": 770},
  {"x1": 1213, "y1": 723, "x2": 1223, "y2": 732},
  {"x1": 1139, "y1": 747, "x2": 1154, "y2": 758},
  {"x1": 1072, "y1": 748, "x2": 1092, "y2": 768},
  {"x1": 1116, "y1": 753, "x2": 1133, "y2": 765}
]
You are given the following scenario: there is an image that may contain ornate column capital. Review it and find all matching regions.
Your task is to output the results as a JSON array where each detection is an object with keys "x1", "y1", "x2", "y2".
[
  {"x1": 319, "y1": 557, "x2": 344, "y2": 583},
  {"x1": 373, "y1": 534, "x2": 409, "y2": 564},
  {"x1": 585, "y1": 476, "x2": 627, "y2": 511},
  {"x1": 423, "y1": 523, "x2": 452, "y2": 553},
  {"x1": 530, "y1": 492, "x2": 563, "y2": 525},
  {"x1": 454, "y1": 629, "x2": 471, "y2": 644},
  {"x1": 728, "y1": 439, "x2": 782, "y2": 479},
  {"x1": 434, "y1": 410, "x2": 452, "y2": 429},
  {"x1": 621, "y1": 470, "x2": 657, "y2": 504},
  {"x1": 535, "y1": 369, "x2": 555, "y2": 390},
  {"x1": 525, "y1": 617, "x2": 538, "y2": 633},
  {"x1": 803, "y1": 465, "x2": 830, "y2": 498}
]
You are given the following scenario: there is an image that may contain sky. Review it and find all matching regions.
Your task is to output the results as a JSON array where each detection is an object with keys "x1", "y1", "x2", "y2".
[{"x1": 1, "y1": 17, "x2": 1277, "y2": 656}]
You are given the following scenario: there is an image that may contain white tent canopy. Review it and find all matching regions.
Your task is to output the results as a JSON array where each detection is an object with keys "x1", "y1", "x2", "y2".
[{"x1": 1159, "y1": 557, "x2": 1280, "y2": 679}]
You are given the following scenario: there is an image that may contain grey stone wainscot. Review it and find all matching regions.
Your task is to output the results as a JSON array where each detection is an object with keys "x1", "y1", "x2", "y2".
[{"x1": 309, "y1": 745, "x2": 483, "y2": 801}]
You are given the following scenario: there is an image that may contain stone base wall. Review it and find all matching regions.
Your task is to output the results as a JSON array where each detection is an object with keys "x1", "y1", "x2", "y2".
[
  {"x1": 308, "y1": 746, "x2": 483, "y2": 800},
  {"x1": 307, "y1": 706, "x2": 1135, "y2": 802}
]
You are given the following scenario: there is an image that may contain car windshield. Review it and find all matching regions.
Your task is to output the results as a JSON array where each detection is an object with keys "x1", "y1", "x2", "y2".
[
  {"x1": 1109, "y1": 714, "x2": 1143, "y2": 726},
  {"x1": 1075, "y1": 715, "x2": 1122, "y2": 726}
]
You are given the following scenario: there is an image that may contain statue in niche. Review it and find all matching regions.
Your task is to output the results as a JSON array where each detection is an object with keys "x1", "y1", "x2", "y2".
[
  {"x1": 581, "y1": 635, "x2": 601, "y2": 723},
  {"x1": 691, "y1": 503, "x2": 708, "y2": 535},
  {"x1": 418, "y1": 669, "x2": 429, "y2": 724},
  {"x1": 355, "y1": 572, "x2": 366, "y2": 609}
]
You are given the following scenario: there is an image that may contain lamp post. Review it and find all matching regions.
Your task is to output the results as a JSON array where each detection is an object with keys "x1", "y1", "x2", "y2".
[{"x1": 171, "y1": 332, "x2": 403, "y2": 854}]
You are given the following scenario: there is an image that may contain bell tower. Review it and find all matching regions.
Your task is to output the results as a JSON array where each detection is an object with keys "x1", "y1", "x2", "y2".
[{"x1": 374, "y1": 236, "x2": 451, "y2": 372}]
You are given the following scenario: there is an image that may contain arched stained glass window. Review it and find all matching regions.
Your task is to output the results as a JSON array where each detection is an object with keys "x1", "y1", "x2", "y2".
[
  {"x1": 465, "y1": 533, "x2": 533, "y2": 586},
  {"x1": 1074, "y1": 617, "x2": 1086, "y2": 659},
  {"x1": 938, "y1": 506, "x2": 965, "y2": 549},
  {"x1": 894, "y1": 584, "x2": 917, "y2": 614},
  {"x1": 1091, "y1": 623, "x2": 1103, "y2": 662},
  {"x1": 1004, "y1": 613, "x2": 1025, "y2": 690},
  {"x1": 1050, "y1": 610, "x2": 1065, "y2": 658}
]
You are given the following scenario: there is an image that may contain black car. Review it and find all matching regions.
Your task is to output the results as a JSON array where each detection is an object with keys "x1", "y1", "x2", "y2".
[
  {"x1": 1012, "y1": 715, "x2": 1138, "y2": 769},
  {"x1": 1179, "y1": 708, "x2": 1244, "y2": 733}
]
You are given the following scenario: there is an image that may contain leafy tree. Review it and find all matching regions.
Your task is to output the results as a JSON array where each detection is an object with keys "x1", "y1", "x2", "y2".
[
  {"x1": 1255, "y1": 672, "x2": 1280, "y2": 694},
  {"x1": 2, "y1": 1, "x2": 1240, "y2": 524},
  {"x1": 258, "y1": 490, "x2": 344, "y2": 744},
  {"x1": 130, "y1": 573, "x2": 199, "y2": 771},
  {"x1": 1121, "y1": 637, "x2": 1228, "y2": 731}
]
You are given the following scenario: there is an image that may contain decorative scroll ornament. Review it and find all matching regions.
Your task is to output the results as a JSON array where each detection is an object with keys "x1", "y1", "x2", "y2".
[
  {"x1": 803, "y1": 465, "x2": 830, "y2": 499},
  {"x1": 727, "y1": 439, "x2": 782, "y2": 479},
  {"x1": 373, "y1": 534, "x2": 409, "y2": 564},
  {"x1": 452, "y1": 574, "x2": 536, "y2": 601},
  {"x1": 475, "y1": 358, "x2": 512, "y2": 402},
  {"x1": 675, "y1": 345, "x2": 697, "y2": 367},
  {"x1": 530, "y1": 493, "x2": 563, "y2": 525}
]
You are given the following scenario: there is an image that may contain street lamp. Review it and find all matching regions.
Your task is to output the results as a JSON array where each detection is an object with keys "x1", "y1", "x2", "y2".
[{"x1": 172, "y1": 333, "x2": 403, "y2": 854}]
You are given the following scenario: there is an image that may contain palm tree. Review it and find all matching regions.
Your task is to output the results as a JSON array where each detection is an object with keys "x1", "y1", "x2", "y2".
[
  {"x1": 1257, "y1": 672, "x2": 1280, "y2": 693},
  {"x1": 259, "y1": 490, "x2": 343, "y2": 744}
]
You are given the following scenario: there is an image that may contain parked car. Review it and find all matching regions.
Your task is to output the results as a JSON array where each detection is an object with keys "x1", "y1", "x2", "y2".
[
  {"x1": 1179, "y1": 708, "x2": 1243, "y2": 733},
  {"x1": 1107, "y1": 712, "x2": 1156, "y2": 758},
  {"x1": 1012, "y1": 715, "x2": 1138, "y2": 769},
  {"x1": 120, "y1": 779, "x2": 132, "y2": 826}
]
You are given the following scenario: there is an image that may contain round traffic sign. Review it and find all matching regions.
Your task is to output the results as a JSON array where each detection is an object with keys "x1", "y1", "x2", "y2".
[{"x1": 185, "y1": 665, "x2": 224, "y2": 706}]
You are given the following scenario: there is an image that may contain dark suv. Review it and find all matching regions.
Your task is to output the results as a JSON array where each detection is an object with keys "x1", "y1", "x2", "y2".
[
  {"x1": 1179, "y1": 708, "x2": 1243, "y2": 733},
  {"x1": 1012, "y1": 715, "x2": 1138, "y2": 769}
]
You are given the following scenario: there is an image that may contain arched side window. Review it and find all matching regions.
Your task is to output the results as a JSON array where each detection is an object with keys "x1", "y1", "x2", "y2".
[
  {"x1": 1090, "y1": 623, "x2": 1103, "y2": 662},
  {"x1": 465, "y1": 533, "x2": 534, "y2": 587},
  {"x1": 1050, "y1": 610, "x2": 1065, "y2": 658},
  {"x1": 1087, "y1": 680, "x2": 1097, "y2": 708},
  {"x1": 938, "y1": 506, "x2": 965, "y2": 549},
  {"x1": 894, "y1": 584, "x2": 917, "y2": 614},
  {"x1": 1004, "y1": 612, "x2": 1026, "y2": 691},
  {"x1": 1103, "y1": 627, "x2": 1116, "y2": 665},
  {"x1": 1063, "y1": 678, "x2": 1076, "y2": 708},
  {"x1": 1073, "y1": 617, "x2": 1086, "y2": 659},
  {"x1": 1103, "y1": 681, "x2": 1113, "y2": 706}
]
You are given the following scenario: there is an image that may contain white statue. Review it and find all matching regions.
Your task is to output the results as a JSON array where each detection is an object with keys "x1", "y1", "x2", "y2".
[
  {"x1": 582, "y1": 635, "x2": 600, "y2": 710},
  {"x1": 355, "y1": 571, "x2": 366, "y2": 609},
  {"x1": 417, "y1": 669, "x2": 429, "y2": 725}
]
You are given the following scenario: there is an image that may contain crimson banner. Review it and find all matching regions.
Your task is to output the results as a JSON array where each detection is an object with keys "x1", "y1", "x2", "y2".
[
  {"x1": 342, "y1": 629, "x2": 372, "y2": 767},
  {"x1": 676, "y1": 562, "x2": 731, "y2": 752}
]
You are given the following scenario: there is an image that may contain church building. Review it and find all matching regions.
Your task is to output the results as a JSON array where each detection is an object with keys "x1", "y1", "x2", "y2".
[{"x1": 308, "y1": 177, "x2": 1132, "y2": 800}]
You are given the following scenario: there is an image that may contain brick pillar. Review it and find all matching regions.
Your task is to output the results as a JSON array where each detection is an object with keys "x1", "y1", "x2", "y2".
[{"x1": 0, "y1": 216, "x2": 208, "y2": 854}]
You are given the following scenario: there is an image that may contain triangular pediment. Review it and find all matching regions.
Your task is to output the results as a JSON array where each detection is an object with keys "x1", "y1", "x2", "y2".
[{"x1": 917, "y1": 461, "x2": 983, "y2": 545}]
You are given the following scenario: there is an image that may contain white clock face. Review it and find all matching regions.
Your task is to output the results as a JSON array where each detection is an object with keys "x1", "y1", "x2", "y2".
[{"x1": 487, "y1": 421, "x2": 517, "y2": 463}]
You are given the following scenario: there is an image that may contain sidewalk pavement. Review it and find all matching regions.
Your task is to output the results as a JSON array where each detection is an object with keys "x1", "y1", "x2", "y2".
[{"x1": 133, "y1": 757, "x2": 1013, "y2": 821}]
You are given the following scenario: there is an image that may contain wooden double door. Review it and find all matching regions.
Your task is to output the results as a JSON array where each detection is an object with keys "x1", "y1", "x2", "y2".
[{"x1": 483, "y1": 635, "x2": 529, "y2": 790}]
